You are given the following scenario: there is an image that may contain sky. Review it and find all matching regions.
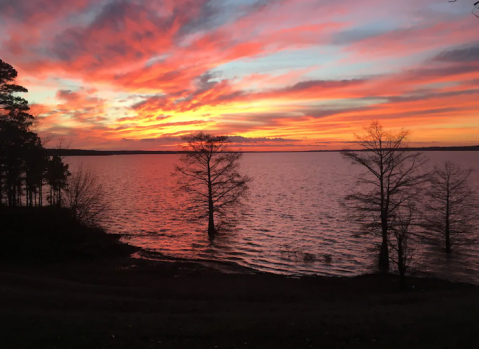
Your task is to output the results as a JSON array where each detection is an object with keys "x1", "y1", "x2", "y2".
[{"x1": 1, "y1": 0, "x2": 478, "y2": 151}]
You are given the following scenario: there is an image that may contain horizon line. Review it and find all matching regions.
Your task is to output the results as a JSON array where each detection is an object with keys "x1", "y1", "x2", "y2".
[{"x1": 45, "y1": 145, "x2": 479, "y2": 156}]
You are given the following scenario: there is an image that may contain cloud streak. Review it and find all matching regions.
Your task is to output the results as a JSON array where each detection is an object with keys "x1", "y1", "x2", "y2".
[{"x1": 1, "y1": 0, "x2": 478, "y2": 150}]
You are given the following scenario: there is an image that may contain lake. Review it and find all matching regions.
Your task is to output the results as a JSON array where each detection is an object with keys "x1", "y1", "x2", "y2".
[{"x1": 65, "y1": 152, "x2": 479, "y2": 282}]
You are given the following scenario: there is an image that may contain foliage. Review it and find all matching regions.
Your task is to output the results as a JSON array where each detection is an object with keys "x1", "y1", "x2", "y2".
[
  {"x1": 175, "y1": 132, "x2": 251, "y2": 239},
  {"x1": 0, "y1": 58, "x2": 70, "y2": 209},
  {"x1": 0, "y1": 59, "x2": 32, "y2": 128},
  {"x1": 46, "y1": 155, "x2": 70, "y2": 206}
]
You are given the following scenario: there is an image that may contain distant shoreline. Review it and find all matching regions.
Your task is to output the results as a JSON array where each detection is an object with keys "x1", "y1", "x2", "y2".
[{"x1": 46, "y1": 145, "x2": 479, "y2": 156}]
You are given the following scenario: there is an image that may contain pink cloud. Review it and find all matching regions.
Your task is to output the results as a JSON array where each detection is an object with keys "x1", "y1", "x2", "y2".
[{"x1": 1, "y1": 0, "x2": 477, "y2": 150}]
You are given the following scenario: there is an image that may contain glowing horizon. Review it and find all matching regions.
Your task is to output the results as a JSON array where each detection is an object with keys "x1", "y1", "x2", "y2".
[{"x1": 1, "y1": 0, "x2": 478, "y2": 151}]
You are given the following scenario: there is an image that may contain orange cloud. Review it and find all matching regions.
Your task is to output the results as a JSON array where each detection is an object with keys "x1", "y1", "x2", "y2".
[{"x1": 1, "y1": 0, "x2": 477, "y2": 150}]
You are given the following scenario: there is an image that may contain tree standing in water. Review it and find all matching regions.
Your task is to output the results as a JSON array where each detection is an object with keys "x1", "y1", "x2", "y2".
[
  {"x1": 423, "y1": 161, "x2": 478, "y2": 253},
  {"x1": 388, "y1": 202, "x2": 417, "y2": 289},
  {"x1": 341, "y1": 121, "x2": 428, "y2": 272},
  {"x1": 175, "y1": 133, "x2": 250, "y2": 240}
]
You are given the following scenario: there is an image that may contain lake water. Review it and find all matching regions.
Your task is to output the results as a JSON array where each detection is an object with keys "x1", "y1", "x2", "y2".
[{"x1": 65, "y1": 152, "x2": 479, "y2": 282}]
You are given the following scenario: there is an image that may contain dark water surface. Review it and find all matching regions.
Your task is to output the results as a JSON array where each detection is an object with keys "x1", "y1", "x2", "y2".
[{"x1": 65, "y1": 152, "x2": 479, "y2": 282}]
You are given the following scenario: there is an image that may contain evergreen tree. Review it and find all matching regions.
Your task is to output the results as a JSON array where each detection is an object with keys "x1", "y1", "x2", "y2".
[{"x1": 0, "y1": 58, "x2": 69, "y2": 208}]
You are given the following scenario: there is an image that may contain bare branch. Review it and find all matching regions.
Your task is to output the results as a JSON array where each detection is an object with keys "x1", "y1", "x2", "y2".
[
  {"x1": 174, "y1": 132, "x2": 251, "y2": 238},
  {"x1": 421, "y1": 161, "x2": 479, "y2": 252},
  {"x1": 63, "y1": 164, "x2": 108, "y2": 228},
  {"x1": 340, "y1": 120, "x2": 428, "y2": 272}
]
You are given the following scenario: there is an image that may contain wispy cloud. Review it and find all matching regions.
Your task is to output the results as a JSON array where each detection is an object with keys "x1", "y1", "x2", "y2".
[{"x1": 1, "y1": 0, "x2": 478, "y2": 150}]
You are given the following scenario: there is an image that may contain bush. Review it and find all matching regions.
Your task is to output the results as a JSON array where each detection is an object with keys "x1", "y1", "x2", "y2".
[{"x1": 63, "y1": 165, "x2": 108, "y2": 228}]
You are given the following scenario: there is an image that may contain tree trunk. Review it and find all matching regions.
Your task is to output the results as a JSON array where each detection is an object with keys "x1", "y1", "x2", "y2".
[
  {"x1": 0, "y1": 170, "x2": 3, "y2": 208},
  {"x1": 379, "y1": 167, "x2": 390, "y2": 272},
  {"x1": 207, "y1": 159, "x2": 216, "y2": 240},
  {"x1": 445, "y1": 229, "x2": 451, "y2": 254},
  {"x1": 445, "y1": 193, "x2": 451, "y2": 254},
  {"x1": 7, "y1": 186, "x2": 13, "y2": 207},
  {"x1": 398, "y1": 240, "x2": 406, "y2": 290},
  {"x1": 378, "y1": 231, "x2": 389, "y2": 272},
  {"x1": 399, "y1": 269, "x2": 406, "y2": 290},
  {"x1": 379, "y1": 203, "x2": 390, "y2": 271},
  {"x1": 207, "y1": 203, "x2": 216, "y2": 238}
]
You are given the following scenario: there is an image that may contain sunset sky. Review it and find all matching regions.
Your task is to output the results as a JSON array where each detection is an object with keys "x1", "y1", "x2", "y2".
[{"x1": 1, "y1": 0, "x2": 478, "y2": 150}]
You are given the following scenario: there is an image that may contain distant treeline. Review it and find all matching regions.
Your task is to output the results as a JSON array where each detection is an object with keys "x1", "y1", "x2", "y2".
[
  {"x1": 46, "y1": 145, "x2": 479, "y2": 157},
  {"x1": 336, "y1": 145, "x2": 479, "y2": 152},
  {"x1": 45, "y1": 149, "x2": 182, "y2": 157}
]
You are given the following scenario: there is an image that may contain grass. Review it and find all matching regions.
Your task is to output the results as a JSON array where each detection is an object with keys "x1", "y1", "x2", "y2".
[{"x1": 0, "y1": 259, "x2": 478, "y2": 348}]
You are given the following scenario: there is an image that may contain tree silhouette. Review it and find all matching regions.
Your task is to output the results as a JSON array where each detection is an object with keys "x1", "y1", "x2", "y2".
[
  {"x1": 63, "y1": 164, "x2": 107, "y2": 227},
  {"x1": 341, "y1": 121, "x2": 428, "y2": 272},
  {"x1": 388, "y1": 203, "x2": 416, "y2": 289},
  {"x1": 423, "y1": 161, "x2": 478, "y2": 253},
  {"x1": 46, "y1": 155, "x2": 70, "y2": 207},
  {"x1": 449, "y1": 0, "x2": 479, "y2": 17},
  {"x1": 1, "y1": 59, "x2": 34, "y2": 207},
  {"x1": 175, "y1": 133, "x2": 251, "y2": 240},
  {"x1": 24, "y1": 135, "x2": 48, "y2": 207},
  {"x1": 0, "y1": 58, "x2": 69, "y2": 209},
  {"x1": 0, "y1": 59, "x2": 33, "y2": 128}
]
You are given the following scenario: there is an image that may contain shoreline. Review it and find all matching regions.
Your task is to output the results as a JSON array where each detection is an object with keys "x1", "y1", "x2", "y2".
[
  {"x1": 4, "y1": 254, "x2": 475, "y2": 289},
  {"x1": 134, "y1": 248, "x2": 479, "y2": 285},
  {"x1": 2, "y1": 255, "x2": 476, "y2": 290}
]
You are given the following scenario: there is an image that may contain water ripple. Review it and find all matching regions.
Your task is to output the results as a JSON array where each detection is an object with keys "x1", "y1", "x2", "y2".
[{"x1": 65, "y1": 152, "x2": 479, "y2": 284}]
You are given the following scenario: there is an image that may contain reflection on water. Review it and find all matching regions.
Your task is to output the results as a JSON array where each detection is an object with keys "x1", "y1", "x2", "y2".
[{"x1": 65, "y1": 152, "x2": 479, "y2": 283}]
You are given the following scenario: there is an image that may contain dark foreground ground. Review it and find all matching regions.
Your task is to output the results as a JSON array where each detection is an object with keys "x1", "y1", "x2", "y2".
[{"x1": 1, "y1": 258, "x2": 478, "y2": 349}]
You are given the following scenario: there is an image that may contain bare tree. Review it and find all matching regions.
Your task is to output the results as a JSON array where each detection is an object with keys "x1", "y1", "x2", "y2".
[
  {"x1": 388, "y1": 203, "x2": 416, "y2": 289},
  {"x1": 449, "y1": 0, "x2": 479, "y2": 17},
  {"x1": 174, "y1": 132, "x2": 251, "y2": 240},
  {"x1": 63, "y1": 164, "x2": 108, "y2": 227},
  {"x1": 423, "y1": 161, "x2": 478, "y2": 253},
  {"x1": 341, "y1": 121, "x2": 428, "y2": 272}
]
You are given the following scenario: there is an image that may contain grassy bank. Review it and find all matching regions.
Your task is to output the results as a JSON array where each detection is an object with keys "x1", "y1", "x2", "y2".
[
  {"x1": 0, "y1": 258, "x2": 478, "y2": 349},
  {"x1": 1, "y1": 207, "x2": 478, "y2": 348}
]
